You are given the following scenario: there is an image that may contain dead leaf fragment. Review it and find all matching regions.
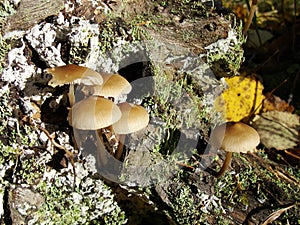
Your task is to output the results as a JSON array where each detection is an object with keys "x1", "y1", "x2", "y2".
[
  {"x1": 261, "y1": 204, "x2": 295, "y2": 225},
  {"x1": 262, "y1": 93, "x2": 294, "y2": 113},
  {"x1": 253, "y1": 111, "x2": 300, "y2": 150}
]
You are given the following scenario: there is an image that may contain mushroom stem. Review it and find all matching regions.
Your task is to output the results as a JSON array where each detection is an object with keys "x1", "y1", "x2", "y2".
[
  {"x1": 95, "y1": 130, "x2": 109, "y2": 166},
  {"x1": 115, "y1": 134, "x2": 125, "y2": 160},
  {"x1": 68, "y1": 83, "x2": 75, "y2": 106},
  {"x1": 215, "y1": 151, "x2": 233, "y2": 178}
]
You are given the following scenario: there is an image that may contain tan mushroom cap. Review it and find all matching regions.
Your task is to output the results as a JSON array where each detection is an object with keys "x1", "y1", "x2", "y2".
[
  {"x1": 69, "y1": 96, "x2": 122, "y2": 130},
  {"x1": 46, "y1": 64, "x2": 103, "y2": 87},
  {"x1": 210, "y1": 122, "x2": 260, "y2": 153},
  {"x1": 112, "y1": 102, "x2": 149, "y2": 134},
  {"x1": 82, "y1": 73, "x2": 132, "y2": 98}
]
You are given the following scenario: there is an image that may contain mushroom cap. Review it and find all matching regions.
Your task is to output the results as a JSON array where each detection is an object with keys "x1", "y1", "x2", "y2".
[
  {"x1": 46, "y1": 64, "x2": 103, "y2": 87},
  {"x1": 210, "y1": 122, "x2": 260, "y2": 153},
  {"x1": 112, "y1": 102, "x2": 149, "y2": 134},
  {"x1": 82, "y1": 73, "x2": 132, "y2": 98},
  {"x1": 69, "y1": 96, "x2": 122, "y2": 130}
]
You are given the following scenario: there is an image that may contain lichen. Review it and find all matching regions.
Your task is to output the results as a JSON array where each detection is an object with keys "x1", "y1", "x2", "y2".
[
  {"x1": 0, "y1": 134, "x2": 127, "y2": 224},
  {"x1": 0, "y1": 0, "x2": 17, "y2": 32},
  {"x1": 25, "y1": 23, "x2": 65, "y2": 66},
  {"x1": 204, "y1": 18, "x2": 245, "y2": 77},
  {"x1": 1, "y1": 39, "x2": 35, "y2": 90},
  {"x1": 32, "y1": 157, "x2": 127, "y2": 225},
  {"x1": 0, "y1": 34, "x2": 10, "y2": 72},
  {"x1": 156, "y1": 175, "x2": 224, "y2": 225}
]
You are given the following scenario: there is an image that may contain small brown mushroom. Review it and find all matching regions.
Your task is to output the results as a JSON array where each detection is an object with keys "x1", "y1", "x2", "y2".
[
  {"x1": 68, "y1": 96, "x2": 122, "y2": 130},
  {"x1": 46, "y1": 64, "x2": 103, "y2": 87},
  {"x1": 209, "y1": 122, "x2": 260, "y2": 178},
  {"x1": 112, "y1": 102, "x2": 149, "y2": 134},
  {"x1": 112, "y1": 102, "x2": 149, "y2": 159},
  {"x1": 46, "y1": 64, "x2": 104, "y2": 107},
  {"x1": 82, "y1": 73, "x2": 132, "y2": 98}
]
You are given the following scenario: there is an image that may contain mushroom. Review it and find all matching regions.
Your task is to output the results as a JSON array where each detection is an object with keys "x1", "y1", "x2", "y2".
[
  {"x1": 46, "y1": 64, "x2": 104, "y2": 106},
  {"x1": 82, "y1": 73, "x2": 132, "y2": 99},
  {"x1": 209, "y1": 122, "x2": 260, "y2": 178},
  {"x1": 112, "y1": 102, "x2": 149, "y2": 134},
  {"x1": 68, "y1": 96, "x2": 122, "y2": 130},
  {"x1": 112, "y1": 102, "x2": 149, "y2": 159},
  {"x1": 46, "y1": 64, "x2": 103, "y2": 87}
]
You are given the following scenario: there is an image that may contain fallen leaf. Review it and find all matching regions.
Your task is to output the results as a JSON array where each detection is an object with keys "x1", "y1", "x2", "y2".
[
  {"x1": 253, "y1": 111, "x2": 300, "y2": 150},
  {"x1": 261, "y1": 204, "x2": 295, "y2": 225},
  {"x1": 214, "y1": 74, "x2": 265, "y2": 122},
  {"x1": 262, "y1": 93, "x2": 294, "y2": 113},
  {"x1": 246, "y1": 29, "x2": 274, "y2": 48}
]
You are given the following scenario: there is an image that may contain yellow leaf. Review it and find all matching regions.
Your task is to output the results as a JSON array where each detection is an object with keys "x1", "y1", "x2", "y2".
[{"x1": 214, "y1": 75, "x2": 265, "y2": 122}]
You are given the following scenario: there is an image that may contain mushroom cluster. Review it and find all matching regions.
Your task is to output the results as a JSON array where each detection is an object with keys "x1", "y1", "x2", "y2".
[{"x1": 46, "y1": 64, "x2": 149, "y2": 159}]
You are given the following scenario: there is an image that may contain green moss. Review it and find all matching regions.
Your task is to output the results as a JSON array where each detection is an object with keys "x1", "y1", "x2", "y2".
[
  {"x1": 213, "y1": 152, "x2": 300, "y2": 223},
  {"x1": 0, "y1": 34, "x2": 10, "y2": 72},
  {"x1": 129, "y1": 15, "x2": 155, "y2": 41},
  {"x1": 0, "y1": 1, "x2": 14, "y2": 72},
  {"x1": 34, "y1": 182, "x2": 83, "y2": 224},
  {"x1": 97, "y1": 18, "x2": 132, "y2": 53},
  {"x1": 166, "y1": 180, "x2": 199, "y2": 225},
  {"x1": 206, "y1": 17, "x2": 245, "y2": 77},
  {"x1": 0, "y1": 0, "x2": 16, "y2": 28},
  {"x1": 155, "y1": 0, "x2": 206, "y2": 19},
  {"x1": 35, "y1": 179, "x2": 127, "y2": 225},
  {"x1": 0, "y1": 88, "x2": 11, "y2": 130},
  {"x1": 0, "y1": 142, "x2": 20, "y2": 166}
]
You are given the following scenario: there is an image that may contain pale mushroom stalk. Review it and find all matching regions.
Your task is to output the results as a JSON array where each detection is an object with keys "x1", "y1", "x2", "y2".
[
  {"x1": 215, "y1": 151, "x2": 233, "y2": 178},
  {"x1": 68, "y1": 83, "x2": 75, "y2": 106},
  {"x1": 95, "y1": 130, "x2": 109, "y2": 165},
  {"x1": 115, "y1": 134, "x2": 126, "y2": 160}
]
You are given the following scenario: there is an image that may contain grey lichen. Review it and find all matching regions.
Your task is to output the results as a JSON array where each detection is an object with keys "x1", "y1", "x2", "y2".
[
  {"x1": 26, "y1": 23, "x2": 65, "y2": 66},
  {"x1": 204, "y1": 19, "x2": 245, "y2": 77},
  {"x1": 156, "y1": 175, "x2": 223, "y2": 225},
  {"x1": 33, "y1": 156, "x2": 127, "y2": 225},
  {"x1": 0, "y1": 135, "x2": 127, "y2": 224},
  {"x1": 1, "y1": 39, "x2": 36, "y2": 90}
]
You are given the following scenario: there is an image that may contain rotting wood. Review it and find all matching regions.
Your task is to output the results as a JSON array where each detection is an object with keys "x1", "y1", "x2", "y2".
[{"x1": 3, "y1": 0, "x2": 64, "y2": 33}]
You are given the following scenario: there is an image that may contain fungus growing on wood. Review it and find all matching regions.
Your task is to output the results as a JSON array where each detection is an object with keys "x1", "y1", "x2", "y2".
[
  {"x1": 210, "y1": 122, "x2": 260, "y2": 178},
  {"x1": 46, "y1": 64, "x2": 104, "y2": 106},
  {"x1": 46, "y1": 64, "x2": 103, "y2": 87},
  {"x1": 112, "y1": 102, "x2": 149, "y2": 134},
  {"x1": 82, "y1": 73, "x2": 132, "y2": 98},
  {"x1": 68, "y1": 96, "x2": 122, "y2": 130},
  {"x1": 112, "y1": 102, "x2": 149, "y2": 159}
]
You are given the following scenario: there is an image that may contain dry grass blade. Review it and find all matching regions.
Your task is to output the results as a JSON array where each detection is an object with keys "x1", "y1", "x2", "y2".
[{"x1": 261, "y1": 204, "x2": 295, "y2": 225}]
